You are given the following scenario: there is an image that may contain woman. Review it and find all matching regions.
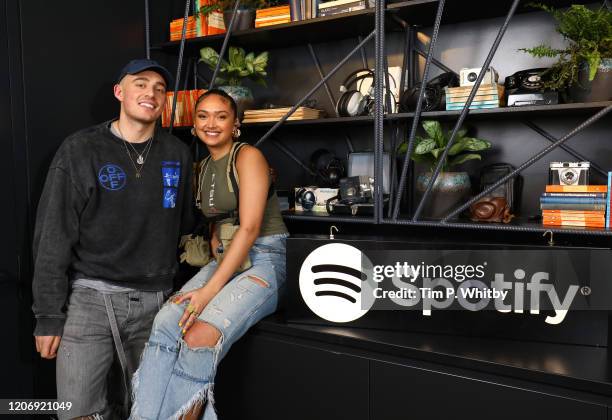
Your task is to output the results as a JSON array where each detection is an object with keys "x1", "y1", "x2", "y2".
[{"x1": 130, "y1": 89, "x2": 289, "y2": 420}]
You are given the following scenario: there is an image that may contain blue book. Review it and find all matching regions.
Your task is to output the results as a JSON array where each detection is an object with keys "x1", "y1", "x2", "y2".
[
  {"x1": 606, "y1": 172, "x2": 611, "y2": 228},
  {"x1": 540, "y1": 196, "x2": 607, "y2": 204}
]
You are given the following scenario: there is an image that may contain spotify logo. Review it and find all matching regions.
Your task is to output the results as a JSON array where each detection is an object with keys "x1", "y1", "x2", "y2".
[{"x1": 299, "y1": 243, "x2": 375, "y2": 323}]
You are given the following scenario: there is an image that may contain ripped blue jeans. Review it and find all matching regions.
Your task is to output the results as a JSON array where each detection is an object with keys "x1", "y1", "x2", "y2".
[{"x1": 130, "y1": 233, "x2": 288, "y2": 420}]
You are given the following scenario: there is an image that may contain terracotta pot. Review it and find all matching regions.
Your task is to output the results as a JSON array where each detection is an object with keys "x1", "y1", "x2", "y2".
[{"x1": 415, "y1": 171, "x2": 471, "y2": 219}]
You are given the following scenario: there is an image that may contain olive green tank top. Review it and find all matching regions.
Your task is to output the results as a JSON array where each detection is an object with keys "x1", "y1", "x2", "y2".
[{"x1": 199, "y1": 149, "x2": 288, "y2": 237}]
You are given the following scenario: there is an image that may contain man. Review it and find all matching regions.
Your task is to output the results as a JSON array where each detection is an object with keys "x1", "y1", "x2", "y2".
[{"x1": 32, "y1": 59, "x2": 194, "y2": 419}]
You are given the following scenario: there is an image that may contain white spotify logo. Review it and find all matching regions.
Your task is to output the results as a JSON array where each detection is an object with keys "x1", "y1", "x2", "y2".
[{"x1": 299, "y1": 243, "x2": 375, "y2": 323}]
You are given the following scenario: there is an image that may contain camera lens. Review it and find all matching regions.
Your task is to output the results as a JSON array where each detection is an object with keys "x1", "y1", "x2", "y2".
[{"x1": 467, "y1": 72, "x2": 478, "y2": 82}]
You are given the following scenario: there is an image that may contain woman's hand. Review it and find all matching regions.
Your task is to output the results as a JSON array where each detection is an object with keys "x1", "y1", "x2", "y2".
[{"x1": 174, "y1": 285, "x2": 218, "y2": 334}]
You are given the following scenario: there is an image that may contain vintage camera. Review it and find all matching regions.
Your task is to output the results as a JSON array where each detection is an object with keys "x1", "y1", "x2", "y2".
[
  {"x1": 459, "y1": 67, "x2": 499, "y2": 87},
  {"x1": 338, "y1": 175, "x2": 374, "y2": 205},
  {"x1": 548, "y1": 162, "x2": 590, "y2": 186},
  {"x1": 294, "y1": 186, "x2": 339, "y2": 212}
]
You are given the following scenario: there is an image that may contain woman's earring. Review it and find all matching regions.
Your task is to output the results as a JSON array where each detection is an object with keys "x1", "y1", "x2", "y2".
[
  {"x1": 191, "y1": 127, "x2": 196, "y2": 136},
  {"x1": 233, "y1": 127, "x2": 241, "y2": 138}
]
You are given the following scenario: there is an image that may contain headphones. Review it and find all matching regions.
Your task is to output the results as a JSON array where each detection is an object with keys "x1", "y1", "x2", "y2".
[
  {"x1": 399, "y1": 72, "x2": 459, "y2": 112},
  {"x1": 336, "y1": 69, "x2": 376, "y2": 117},
  {"x1": 310, "y1": 149, "x2": 345, "y2": 187},
  {"x1": 295, "y1": 188, "x2": 317, "y2": 211}
]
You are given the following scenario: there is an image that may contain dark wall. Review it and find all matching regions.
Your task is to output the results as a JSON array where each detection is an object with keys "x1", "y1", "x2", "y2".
[{"x1": 2, "y1": 0, "x2": 147, "y2": 398}]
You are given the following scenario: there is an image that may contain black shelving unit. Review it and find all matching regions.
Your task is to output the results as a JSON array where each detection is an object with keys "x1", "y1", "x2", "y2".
[{"x1": 157, "y1": 0, "x2": 612, "y2": 239}]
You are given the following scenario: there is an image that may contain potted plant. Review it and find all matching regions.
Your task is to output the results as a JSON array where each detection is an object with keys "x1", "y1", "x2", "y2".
[
  {"x1": 520, "y1": 3, "x2": 612, "y2": 102},
  {"x1": 397, "y1": 120, "x2": 492, "y2": 219},
  {"x1": 201, "y1": 0, "x2": 271, "y2": 31},
  {"x1": 199, "y1": 46, "x2": 269, "y2": 115}
]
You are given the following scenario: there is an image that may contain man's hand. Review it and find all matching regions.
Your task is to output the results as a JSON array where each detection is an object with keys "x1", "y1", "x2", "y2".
[{"x1": 35, "y1": 336, "x2": 61, "y2": 359}]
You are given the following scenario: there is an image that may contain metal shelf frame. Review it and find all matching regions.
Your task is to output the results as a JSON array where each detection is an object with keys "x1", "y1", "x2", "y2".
[{"x1": 152, "y1": 0, "x2": 612, "y2": 236}]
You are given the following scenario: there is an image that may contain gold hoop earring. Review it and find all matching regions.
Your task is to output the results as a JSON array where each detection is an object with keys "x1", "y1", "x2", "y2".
[
  {"x1": 191, "y1": 127, "x2": 196, "y2": 136},
  {"x1": 233, "y1": 127, "x2": 241, "y2": 138}
]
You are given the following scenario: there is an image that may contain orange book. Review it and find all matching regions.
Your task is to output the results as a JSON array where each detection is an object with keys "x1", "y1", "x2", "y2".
[
  {"x1": 256, "y1": 5, "x2": 291, "y2": 15},
  {"x1": 170, "y1": 16, "x2": 197, "y2": 41},
  {"x1": 206, "y1": 11, "x2": 226, "y2": 35},
  {"x1": 543, "y1": 216, "x2": 605, "y2": 223},
  {"x1": 255, "y1": 19, "x2": 291, "y2": 27},
  {"x1": 161, "y1": 89, "x2": 206, "y2": 127},
  {"x1": 543, "y1": 221, "x2": 605, "y2": 227},
  {"x1": 542, "y1": 209, "x2": 605, "y2": 215},
  {"x1": 545, "y1": 185, "x2": 608, "y2": 193}
]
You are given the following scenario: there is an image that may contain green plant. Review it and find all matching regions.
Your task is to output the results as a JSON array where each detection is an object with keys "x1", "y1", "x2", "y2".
[
  {"x1": 397, "y1": 120, "x2": 491, "y2": 172},
  {"x1": 520, "y1": 4, "x2": 612, "y2": 90},
  {"x1": 198, "y1": 0, "x2": 277, "y2": 14},
  {"x1": 199, "y1": 46, "x2": 269, "y2": 86}
]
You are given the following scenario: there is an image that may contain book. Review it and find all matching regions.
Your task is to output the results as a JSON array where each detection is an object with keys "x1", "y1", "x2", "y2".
[
  {"x1": 319, "y1": 3, "x2": 367, "y2": 16},
  {"x1": 540, "y1": 197, "x2": 607, "y2": 204},
  {"x1": 289, "y1": 0, "x2": 303, "y2": 20},
  {"x1": 255, "y1": 19, "x2": 292, "y2": 27},
  {"x1": 319, "y1": 0, "x2": 365, "y2": 11},
  {"x1": 318, "y1": 0, "x2": 366, "y2": 8},
  {"x1": 545, "y1": 185, "x2": 608, "y2": 193},
  {"x1": 540, "y1": 203, "x2": 606, "y2": 211},
  {"x1": 256, "y1": 5, "x2": 291, "y2": 16},
  {"x1": 607, "y1": 172, "x2": 612, "y2": 229},
  {"x1": 543, "y1": 214, "x2": 605, "y2": 222},
  {"x1": 170, "y1": 16, "x2": 197, "y2": 41},
  {"x1": 543, "y1": 220, "x2": 605, "y2": 228},
  {"x1": 161, "y1": 89, "x2": 206, "y2": 127},
  {"x1": 255, "y1": 14, "x2": 291, "y2": 22},
  {"x1": 542, "y1": 210, "x2": 605, "y2": 216},
  {"x1": 542, "y1": 192, "x2": 606, "y2": 198}
]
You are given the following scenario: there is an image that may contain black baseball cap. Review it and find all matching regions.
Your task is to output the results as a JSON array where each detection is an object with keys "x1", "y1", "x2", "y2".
[{"x1": 117, "y1": 59, "x2": 173, "y2": 87}]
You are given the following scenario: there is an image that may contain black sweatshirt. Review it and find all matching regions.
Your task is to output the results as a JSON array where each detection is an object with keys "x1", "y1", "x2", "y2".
[{"x1": 32, "y1": 121, "x2": 195, "y2": 336}]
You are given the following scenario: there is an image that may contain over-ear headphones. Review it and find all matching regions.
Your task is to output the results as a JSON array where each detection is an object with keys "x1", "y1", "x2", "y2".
[
  {"x1": 310, "y1": 149, "x2": 345, "y2": 187},
  {"x1": 295, "y1": 188, "x2": 316, "y2": 211},
  {"x1": 399, "y1": 71, "x2": 459, "y2": 112},
  {"x1": 337, "y1": 69, "x2": 376, "y2": 117}
]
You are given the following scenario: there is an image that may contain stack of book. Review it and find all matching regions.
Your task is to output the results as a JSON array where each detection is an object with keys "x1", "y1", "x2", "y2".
[
  {"x1": 445, "y1": 84, "x2": 505, "y2": 111},
  {"x1": 170, "y1": 16, "x2": 197, "y2": 41},
  {"x1": 255, "y1": 5, "x2": 291, "y2": 27},
  {"x1": 161, "y1": 89, "x2": 206, "y2": 127},
  {"x1": 242, "y1": 107, "x2": 325, "y2": 123},
  {"x1": 318, "y1": 0, "x2": 371, "y2": 17},
  {"x1": 540, "y1": 184, "x2": 608, "y2": 228}
]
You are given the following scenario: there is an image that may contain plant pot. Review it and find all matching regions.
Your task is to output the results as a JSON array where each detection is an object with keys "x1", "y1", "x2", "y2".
[
  {"x1": 567, "y1": 58, "x2": 612, "y2": 103},
  {"x1": 415, "y1": 171, "x2": 471, "y2": 219},
  {"x1": 223, "y1": 8, "x2": 255, "y2": 32},
  {"x1": 218, "y1": 85, "x2": 254, "y2": 118}
]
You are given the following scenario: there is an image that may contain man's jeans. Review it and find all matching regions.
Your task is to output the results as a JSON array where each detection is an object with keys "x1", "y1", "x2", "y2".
[
  {"x1": 130, "y1": 233, "x2": 288, "y2": 420},
  {"x1": 57, "y1": 287, "x2": 163, "y2": 419}
]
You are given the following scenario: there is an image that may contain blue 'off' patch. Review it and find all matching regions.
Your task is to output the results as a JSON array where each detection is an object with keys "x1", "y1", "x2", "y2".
[{"x1": 98, "y1": 164, "x2": 126, "y2": 191}]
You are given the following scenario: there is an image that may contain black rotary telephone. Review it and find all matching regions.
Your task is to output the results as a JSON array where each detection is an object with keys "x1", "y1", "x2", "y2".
[
  {"x1": 504, "y1": 68, "x2": 548, "y2": 93},
  {"x1": 399, "y1": 71, "x2": 459, "y2": 112}
]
